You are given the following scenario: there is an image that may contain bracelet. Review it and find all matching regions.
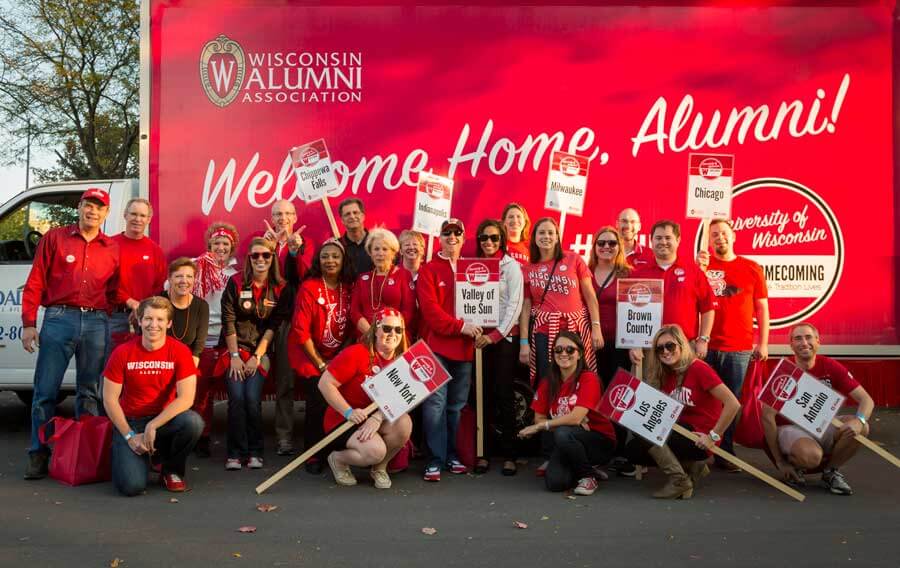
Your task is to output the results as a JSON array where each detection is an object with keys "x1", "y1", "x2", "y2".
[
  {"x1": 855, "y1": 413, "x2": 868, "y2": 426},
  {"x1": 591, "y1": 321, "x2": 600, "y2": 326},
  {"x1": 125, "y1": 430, "x2": 136, "y2": 441},
  {"x1": 519, "y1": 338, "x2": 529, "y2": 346},
  {"x1": 343, "y1": 407, "x2": 353, "y2": 420},
  {"x1": 317, "y1": 361, "x2": 327, "y2": 371}
]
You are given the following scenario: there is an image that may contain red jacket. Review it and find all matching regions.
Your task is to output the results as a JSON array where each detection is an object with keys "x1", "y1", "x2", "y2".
[
  {"x1": 350, "y1": 266, "x2": 417, "y2": 335},
  {"x1": 288, "y1": 278, "x2": 352, "y2": 377},
  {"x1": 416, "y1": 255, "x2": 473, "y2": 361}
]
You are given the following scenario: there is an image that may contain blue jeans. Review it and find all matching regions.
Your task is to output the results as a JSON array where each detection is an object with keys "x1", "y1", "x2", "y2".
[
  {"x1": 111, "y1": 411, "x2": 204, "y2": 496},
  {"x1": 422, "y1": 354, "x2": 472, "y2": 468},
  {"x1": 30, "y1": 307, "x2": 109, "y2": 455},
  {"x1": 705, "y1": 349, "x2": 752, "y2": 454},
  {"x1": 226, "y1": 371, "x2": 265, "y2": 459},
  {"x1": 108, "y1": 311, "x2": 132, "y2": 336}
]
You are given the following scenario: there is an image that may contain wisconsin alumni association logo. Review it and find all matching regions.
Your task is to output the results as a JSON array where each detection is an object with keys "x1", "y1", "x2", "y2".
[{"x1": 200, "y1": 35, "x2": 246, "y2": 107}]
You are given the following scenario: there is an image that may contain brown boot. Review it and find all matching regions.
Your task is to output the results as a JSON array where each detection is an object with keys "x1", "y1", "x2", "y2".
[
  {"x1": 683, "y1": 460, "x2": 710, "y2": 487},
  {"x1": 648, "y1": 445, "x2": 693, "y2": 499}
]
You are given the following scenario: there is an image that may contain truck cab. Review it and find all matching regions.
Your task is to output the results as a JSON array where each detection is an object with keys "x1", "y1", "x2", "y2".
[{"x1": 0, "y1": 179, "x2": 139, "y2": 404}]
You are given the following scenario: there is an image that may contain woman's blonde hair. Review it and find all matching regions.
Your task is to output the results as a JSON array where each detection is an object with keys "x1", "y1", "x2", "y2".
[
  {"x1": 646, "y1": 324, "x2": 695, "y2": 389},
  {"x1": 365, "y1": 227, "x2": 400, "y2": 257}
]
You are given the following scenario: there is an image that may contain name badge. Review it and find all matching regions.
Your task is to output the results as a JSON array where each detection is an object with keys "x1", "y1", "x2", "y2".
[{"x1": 240, "y1": 290, "x2": 253, "y2": 299}]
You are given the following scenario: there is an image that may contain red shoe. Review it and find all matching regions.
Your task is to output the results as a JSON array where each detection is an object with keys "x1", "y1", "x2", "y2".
[
  {"x1": 161, "y1": 473, "x2": 187, "y2": 492},
  {"x1": 535, "y1": 461, "x2": 549, "y2": 478}
]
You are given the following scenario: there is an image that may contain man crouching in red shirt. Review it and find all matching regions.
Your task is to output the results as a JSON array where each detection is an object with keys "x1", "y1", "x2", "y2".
[{"x1": 103, "y1": 296, "x2": 203, "y2": 496}]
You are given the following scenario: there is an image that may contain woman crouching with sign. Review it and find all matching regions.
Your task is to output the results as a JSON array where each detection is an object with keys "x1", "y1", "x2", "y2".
[
  {"x1": 518, "y1": 332, "x2": 617, "y2": 495},
  {"x1": 319, "y1": 308, "x2": 412, "y2": 489},
  {"x1": 626, "y1": 325, "x2": 740, "y2": 499}
]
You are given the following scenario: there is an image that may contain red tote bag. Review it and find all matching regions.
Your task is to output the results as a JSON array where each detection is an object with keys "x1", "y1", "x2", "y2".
[
  {"x1": 733, "y1": 358, "x2": 766, "y2": 449},
  {"x1": 39, "y1": 415, "x2": 113, "y2": 486}
]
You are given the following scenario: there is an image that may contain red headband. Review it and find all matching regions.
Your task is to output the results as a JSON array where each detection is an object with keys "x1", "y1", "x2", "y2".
[
  {"x1": 210, "y1": 227, "x2": 236, "y2": 244},
  {"x1": 374, "y1": 308, "x2": 403, "y2": 327}
]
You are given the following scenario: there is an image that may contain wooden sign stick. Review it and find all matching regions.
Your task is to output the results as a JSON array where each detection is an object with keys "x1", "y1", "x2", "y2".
[
  {"x1": 426, "y1": 235, "x2": 434, "y2": 262},
  {"x1": 558, "y1": 211, "x2": 567, "y2": 242},
  {"x1": 322, "y1": 196, "x2": 341, "y2": 239},
  {"x1": 672, "y1": 424, "x2": 805, "y2": 502},
  {"x1": 475, "y1": 347, "x2": 485, "y2": 459},
  {"x1": 830, "y1": 418, "x2": 900, "y2": 469},
  {"x1": 256, "y1": 402, "x2": 378, "y2": 494},
  {"x1": 699, "y1": 218, "x2": 711, "y2": 252},
  {"x1": 633, "y1": 357, "x2": 643, "y2": 380}
]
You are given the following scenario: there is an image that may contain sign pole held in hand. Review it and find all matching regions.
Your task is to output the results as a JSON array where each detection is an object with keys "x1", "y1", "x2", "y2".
[
  {"x1": 828, "y1": 418, "x2": 900, "y2": 469},
  {"x1": 321, "y1": 196, "x2": 341, "y2": 239},
  {"x1": 558, "y1": 211, "x2": 567, "y2": 242},
  {"x1": 426, "y1": 235, "x2": 434, "y2": 262},
  {"x1": 475, "y1": 347, "x2": 484, "y2": 459}
]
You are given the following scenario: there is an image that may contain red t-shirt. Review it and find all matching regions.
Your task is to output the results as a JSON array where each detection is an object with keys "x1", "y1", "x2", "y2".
[
  {"x1": 661, "y1": 359, "x2": 724, "y2": 434},
  {"x1": 706, "y1": 256, "x2": 767, "y2": 351},
  {"x1": 625, "y1": 243, "x2": 653, "y2": 267},
  {"x1": 103, "y1": 337, "x2": 197, "y2": 418},
  {"x1": 531, "y1": 370, "x2": 617, "y2": 440},
  {"x1": 112, "y1": 234, "x2": 167, "y2": 307},
  {"x1": 288, "y1": 278, "x2": 352, "y2": 377},
  {"x1": 632, "y1": 257, "x2": 717, "y2": 340},
  {"x1": 524, "y1": 251, "x2": 591, "y2": 333},
  {"x1": 776, "y1": 356, "x2": 861, "y2": 426},
  {"x1": 322, "y1": 344, "x2": 394, "y2": 432},
  {"x1": 506, "y1": 240, "x2": 530, "y2": 266}
]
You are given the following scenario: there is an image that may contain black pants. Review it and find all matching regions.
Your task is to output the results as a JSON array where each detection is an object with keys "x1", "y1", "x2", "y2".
[
  {"x1": 302, "y1": 376, "x2": 327, "y2": 455},
  {"x1": 624, "y1": 422, "x2": 709, "y2": 465},
  {"x1": 481, "y1": 337, "x2": 519, "y2": 459},
  {"x1": 542, "y1": 426, "x2": 616, "y2": 492},
  {"x1": 595, "y1": 344, "x2": 632, "y2": 455}
]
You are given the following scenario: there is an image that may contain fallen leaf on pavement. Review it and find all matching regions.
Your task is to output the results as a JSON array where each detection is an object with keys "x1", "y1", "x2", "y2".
[
  {"x1": 256, "y1": 504, "x2": 278, "y2": 512},
  {"x1": 513, "y1": 521, "x2": 528, "y2": 529},
  {"x1": 232, "y1": 553, "x2": 242, "y2": 558},
  {"x1": 169, "y1": 498, "x2": 179, "y2": 503},
  {"x1": 566, "y1": 495, "x2": 576, "y2": 500},
  {"x1": 110, "y1": 559, "x2": 123, "y2": 568},
  {"x1": 540, "y1": 516, "x2": 550, "y2": 521},
  {"x1": 421, "y1": 527, "x2": 437, "y2": 536},
  {"x1": 237, "y1": 526, "x2": 257, "y2": 533}
]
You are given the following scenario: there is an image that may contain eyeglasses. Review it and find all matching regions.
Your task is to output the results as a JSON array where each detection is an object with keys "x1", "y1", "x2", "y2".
[
  {"x1": 441, "y1": 229, "x2": 463, "y2": 237},
  {"x1": 595, "y1": 239, "x2": 618, "y2": 248},
  {"x1": 553, "y1": 346, "x2": 578, "y2": 355},
  {"x1": 655, "y1": 341, "x2": 679, "y2": 354},
  {"x1": 250, "y1": 252, "x2": 273, "y2": 260},
  {"x1": 478, "y1": 234, "x2": 500, "y2": 243},
  {"x1": 380, "y1": 325, "x2": 404, "y2": 335}
]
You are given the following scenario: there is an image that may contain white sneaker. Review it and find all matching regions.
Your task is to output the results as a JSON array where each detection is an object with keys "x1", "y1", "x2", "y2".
[
  {"x1": 225, "y1": 458, "x2": 242, "y2": 471},
  {"x1": 370, "y1": 469, "x2": 392, "y2": 489},
  {"x1": 248, "y1": 457, "x2": 264, "y2": 469}
]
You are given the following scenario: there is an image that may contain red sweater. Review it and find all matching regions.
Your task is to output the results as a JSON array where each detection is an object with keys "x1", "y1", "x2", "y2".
[
  {"x1": 112, "y1": 234, "x2": 167, "y2": 307},
  {"x1": 350, "y1": 266, "x2": 416, "y2": 334},
  {"x1": 416, "y1": 255, "x2": 473, "y2": 361},
  {"x1": 288, "y1": 278, "x2": 352, "y2": 377}
]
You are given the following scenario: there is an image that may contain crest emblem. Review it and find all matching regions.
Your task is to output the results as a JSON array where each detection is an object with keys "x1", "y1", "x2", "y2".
[{"x1": 200, "y1": 35, "x2": 245, "y2": 108}]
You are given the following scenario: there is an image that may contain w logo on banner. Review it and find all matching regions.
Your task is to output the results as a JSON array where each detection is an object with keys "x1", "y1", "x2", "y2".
[{"x1": 200, "y1": 35, "x2": 245, "y2": 107}]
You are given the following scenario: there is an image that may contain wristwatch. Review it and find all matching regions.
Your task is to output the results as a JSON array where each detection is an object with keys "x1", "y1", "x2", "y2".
[
  {"x1": 697, "y1": 335, "x2": 710, "y2": 343},
  {"x1": 230, "y1": 352, "x2": 241, "y2": 358},
  {"x1": 708, "y1": 430, "x2": 721, "y2": 442}
]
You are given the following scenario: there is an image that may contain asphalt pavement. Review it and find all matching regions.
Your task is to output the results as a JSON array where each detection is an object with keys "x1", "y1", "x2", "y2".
[{"x1": 1, "y1": 393, "x2": 898, "y2": 568}]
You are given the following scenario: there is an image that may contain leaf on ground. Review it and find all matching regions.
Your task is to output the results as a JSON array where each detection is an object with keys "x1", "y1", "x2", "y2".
[
  {"x1": 237, "y1": 526, "x2": 257, "y2": 533},
  {"x1": 689, "y1": 555, "x2": 702, "y2": 560},
  {"x1": 110, "y1": 559, "x2": 123, "y2": 568},
  {"x1": 54, "y1": 501, "x2": 63, "y2": 505},
  {"x1": 513, "y1": 521, "x2": 528, "y2": 529},
  {"x1": 421, "y1": 527, "x2": 437, "y2": 536},
  {"x1": 256, "y1": 504, "x2": 278, "y2": 512},
  {"x1": 540, "y1": 516, "x2": 550, "y2": 521},
  {"x1": 566, "y1": 495, "x2": 576, "y2": 500},
  {"x1": 169, "y1": 498, "x2": 179, "y2": 503},
  {"x1": 232, "y1": 553, "x2": 242, "y2": 558}
]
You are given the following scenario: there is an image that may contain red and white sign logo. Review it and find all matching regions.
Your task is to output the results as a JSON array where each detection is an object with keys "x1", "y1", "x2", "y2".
[
  {"x1": 627, "y1": 283, "x2": 652, "y2": 306},
  {"x1": 199, "y1": 35, "x2": 246, "y2": 108},
  {"x1": 410, "y1": 355, "x2": 436, "y2": 383},
  {"x1": 698, "y1": 157, "x2": 724, "y2": 179},
  {"x1": 770, "y1": 374, "x2": 798, "y2": 402},
  {"x1": 465, "y1": 262, "x2": 490, "y2": 285},
  {"x1": 299, "y1": 147, "x2": 320, "y2": 166},
  {"x1": 560, "y1": 156, "x2": 581, "y2": 176},
  {"x1": 608, "y1": 384, "x2": 636, "y2": 412}
]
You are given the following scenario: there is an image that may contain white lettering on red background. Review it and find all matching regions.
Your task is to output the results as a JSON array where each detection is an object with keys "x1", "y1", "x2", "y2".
[{"x1": 126, "y1": 361, "x2": 175, "y2": 371}]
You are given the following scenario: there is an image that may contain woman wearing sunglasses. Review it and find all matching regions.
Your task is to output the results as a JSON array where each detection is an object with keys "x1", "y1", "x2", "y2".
[
  {"x1": 350, "y1": 227, "x2": 416, "y2": 338},
  {"x1": 518, "y1": 332, "x2": 616, "y2": 495},
  {"x1": 626, "y1": 325, "x2": 740, "y2": 499},
  {"x1": 288, "y1": 239, "x2": 355, "y2": 472},
  {"x1": 319, "y1": 308, "x2": 412, "y2": 489},
  {"x1": 219, "y1": 237, "x2": 294, "y2": 470},
  {"x1": 473, "y1": 219, "x2": 524, "y2": 475}
]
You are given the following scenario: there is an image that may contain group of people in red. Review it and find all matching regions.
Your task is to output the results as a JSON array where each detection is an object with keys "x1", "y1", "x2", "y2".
[{"x1": 21, "y1": 189, "x2": 875, "y2": 499}]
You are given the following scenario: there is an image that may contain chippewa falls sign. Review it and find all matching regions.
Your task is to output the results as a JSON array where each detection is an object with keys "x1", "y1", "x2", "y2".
[{"x1": 199, "y1": 35, "x2": 362, "y2": 107}]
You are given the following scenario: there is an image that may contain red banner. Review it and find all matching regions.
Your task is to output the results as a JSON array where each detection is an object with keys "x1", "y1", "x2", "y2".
[{"x1": 148, "y1": 1, "x2": 896, "y2": 350}]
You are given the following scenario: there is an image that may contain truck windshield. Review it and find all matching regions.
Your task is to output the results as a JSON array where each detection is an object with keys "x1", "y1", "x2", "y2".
[{"x1": 0, "y1": 193, "x2": 79, "y2": 262}]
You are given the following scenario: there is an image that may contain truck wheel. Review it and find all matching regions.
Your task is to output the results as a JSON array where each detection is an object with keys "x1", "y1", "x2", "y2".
[{"x1": 16, "y1": 391, "x2": 68, "y2": 407}]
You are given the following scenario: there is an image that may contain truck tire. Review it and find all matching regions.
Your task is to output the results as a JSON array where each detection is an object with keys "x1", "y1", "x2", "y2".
[{"x1": 16, "y1": 391, "x2": 68, "y2": 407}]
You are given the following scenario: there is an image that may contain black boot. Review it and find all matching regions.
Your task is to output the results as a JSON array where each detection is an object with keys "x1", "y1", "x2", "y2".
[{"x1": 24, "y1": 453, "x2": 49, "y2": 480}]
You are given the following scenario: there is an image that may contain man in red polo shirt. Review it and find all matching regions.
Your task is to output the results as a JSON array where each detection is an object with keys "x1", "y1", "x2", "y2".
[
  {"x1": 111, "y1": 198, "x2": 167, "y2": 345},
  {"x1": 617, "y1": 208, "x2": 653, "y2": 267},
  {"x1": 630, "y1": 220, "x2": 716, "y2": 363},
  {"x1": 103, "y1": 296, "x2": 203, "y2": 495},
  {"x1": 21, "y1": 188, "x2": 120, "y2": 480}
]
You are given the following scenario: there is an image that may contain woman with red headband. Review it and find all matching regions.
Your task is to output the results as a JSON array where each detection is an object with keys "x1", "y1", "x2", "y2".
[
  {"x1": 190, "y1": 221, "x2": 239, "y2": 457},
  {"x1": 319, "y1": 308, "x2": 412, "y2": 489},
  {"x1": 288, "y1": 239, "x2": 355, "y2": 473}
]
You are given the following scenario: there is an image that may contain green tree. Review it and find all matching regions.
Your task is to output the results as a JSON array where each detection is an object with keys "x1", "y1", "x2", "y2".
[{"x1": 0, "y1": 0, "x2": 140, "y2": 183}]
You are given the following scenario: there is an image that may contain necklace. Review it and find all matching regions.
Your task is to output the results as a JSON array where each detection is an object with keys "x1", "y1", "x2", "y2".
[
  {"x1": 171, "y1": 295, "x2": 192, "y2": 341},
  {"x1": 369, "y1": 267, "x2": 391, "y2": 312},
  {"x1": 254, "y1": 279, "x2": 271, "y2": 319},
  {"x1": 321, "y1": 276, "x2": 343, "y2": 315}
]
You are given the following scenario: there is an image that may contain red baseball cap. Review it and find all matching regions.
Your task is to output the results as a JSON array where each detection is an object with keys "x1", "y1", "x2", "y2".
[{"x1": 80, "y1": 188, "x2": 110, "y2": 207}]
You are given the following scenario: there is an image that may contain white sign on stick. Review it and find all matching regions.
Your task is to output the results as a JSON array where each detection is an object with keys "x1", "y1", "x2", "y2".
[
  {"x1": 598, "y1": 369, "x2": 685, "y2": 446},
  {"x1": 364, "y1": 341, "x2": 451, "y2": 423},
  {"x1": 413, "y1": 172, "x2": 453, "y2": 237},
  {"x1": 686, "y1": 153, "x2": 734, "y2": 220},
  {"x1": 290, "y1": 138, "x2": 340, "y2": 203},
  {"x1": 616, "y1": 278, "x2": 664, "y2": 349},
  {"x1": 455, "y1": 258, "x2": 500, "y2": 327},
  {"x1": 545, "y1": 151, "x2": 589, "y2": 216},
  {"x1": 759, "y1": 358, "x2": 846, "y2": 440}
]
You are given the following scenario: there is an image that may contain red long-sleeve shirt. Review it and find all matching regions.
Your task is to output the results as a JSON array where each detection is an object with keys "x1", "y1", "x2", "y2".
[
  {"x1": 416, "y1": 255, "x2": 473, "y2": 361},
  {"x1": 288, "y1": 278, "x2": 352, "y2": 377},
  {"x1": 22, "y1": 225, "x2": 120, "y2": 327},
  {"x1": 112, "y1": 234, "x2": 167, "y2": 307},
  {"x1": 350, "y1": 266, "x2": 416, "y2": 335}
]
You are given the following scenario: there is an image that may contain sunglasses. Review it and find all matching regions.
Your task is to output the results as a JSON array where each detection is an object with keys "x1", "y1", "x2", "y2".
[
  {"x1": 553, "y1": 346, "x2": 578, "y2": 355},
  {"x1": 380, "y1": 325, "x2": 404, "y2": 335},
  {"x1": 250, "y1": 252, "x2": 273, "y2": 260},
  {"x1": 655, "y1": 341, "x2": 679, "y2": 354},
  {"x1": 595, "y1": 239, "x2": 618, "y2": 248},
  {"x1": 441, "y1": 229, "x2": 463, "y2": 237},
  {"x1": 478, "y1": 234, "x2": 501, "y2": 243}
]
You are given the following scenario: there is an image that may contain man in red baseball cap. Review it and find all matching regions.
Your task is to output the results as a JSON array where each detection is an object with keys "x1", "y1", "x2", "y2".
[{"x1": 21, "y1": 187, "x2": 121, "y2": 480}]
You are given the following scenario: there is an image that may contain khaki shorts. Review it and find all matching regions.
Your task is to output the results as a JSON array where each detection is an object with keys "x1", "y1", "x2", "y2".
[{"x1": 777, "y1": 423, "x2": 837, "y2": 455}]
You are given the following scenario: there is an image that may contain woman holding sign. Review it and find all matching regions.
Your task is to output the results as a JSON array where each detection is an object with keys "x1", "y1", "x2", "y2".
[
  {"x1": 319, "y1": 308, "x2": 412, "y2": 490},
  {"x1": 518, "y1": 332, "x2": 616, "y2": 495},
  {"x1": 473, "y1": 219, "x2": 524, "y2": 475},
  {"x1": 288, "y1": 238, "x2": 355, "y2": 472},
  {"x1": 350, "y1": 228, "x2": 416, "y2": 337},
  {"x1": 626, "y1": 324, "x2": 740, "y2": 499}
]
